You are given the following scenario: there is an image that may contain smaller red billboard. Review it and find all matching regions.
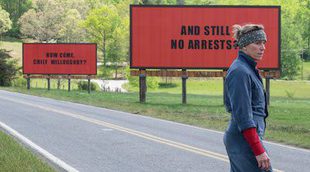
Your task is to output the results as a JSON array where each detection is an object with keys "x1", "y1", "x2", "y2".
[{"x1": 23, "y1": 43, "x2": 97, "y2": 75}]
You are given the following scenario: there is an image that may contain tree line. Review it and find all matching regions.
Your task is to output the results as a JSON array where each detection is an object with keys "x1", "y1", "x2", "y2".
[{"x1": 0, "y1": 0, "x2": 309, "y2": 83}]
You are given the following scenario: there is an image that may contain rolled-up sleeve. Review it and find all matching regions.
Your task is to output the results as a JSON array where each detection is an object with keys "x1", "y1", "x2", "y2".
[{"x1": 226, "y1": 70, "x2": 256, "y2": 132}]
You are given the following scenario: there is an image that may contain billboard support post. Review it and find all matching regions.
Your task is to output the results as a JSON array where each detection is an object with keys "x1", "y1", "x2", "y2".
[
  {"x1": 88, "y1": 75, "x2": 91, "y2": 94},
  {"x1": 182, "y1": 69, "x2": 188, "y2": 104},
  {"x1": 27, "y1": 74, "x2": 30, "y2": 90},
  {"x1": 47, "y1": 75, "x2": 50, "y2": 90},
  {"x1": 68, "y1": 75, "x2": 71, "y2": 92},
  {"x1": 57, "y1": 78, "x2": 60, "y2": 89},
  {"x1": 223, "y1": 70, "x2": 226, "y2": 105},
  {"x1": 139, "y1": 69, "x2": 146, "y2": 103},
  {"x1": 265, "y1": 73, "x2": 271, "y2": 106}
]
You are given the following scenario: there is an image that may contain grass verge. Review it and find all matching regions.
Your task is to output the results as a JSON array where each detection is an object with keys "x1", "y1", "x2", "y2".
[
  {"x1": 0, "y1": 130, "x2": 55, "y2": 172},
  {"x1": 302, "y1": 61, "x2": 310, "y2": 80}
]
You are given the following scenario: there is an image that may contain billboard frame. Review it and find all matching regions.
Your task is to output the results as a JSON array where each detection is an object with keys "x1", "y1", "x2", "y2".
[
  {"x1": 23, "y1": 43, "x2": 98, "y2": 75},
  {"x1": 130, "y1": 5, "x2": 281, "y2": 70}
]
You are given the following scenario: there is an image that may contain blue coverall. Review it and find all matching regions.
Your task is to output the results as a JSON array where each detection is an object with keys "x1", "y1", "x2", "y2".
[{"x1": 224, "y1": 51, "x2": 272, "y2": 172}]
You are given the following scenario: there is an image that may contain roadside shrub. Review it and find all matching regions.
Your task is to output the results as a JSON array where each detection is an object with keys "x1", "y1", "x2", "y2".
[
  {"x1": 77, "y1": 81, "x2": 98, "y2": 91},
  {"x1": 12, "y1": 77, "x2": 27, "y2": 87},
  {"x1": 147, "y1": 77, "x2": 159, "y2": 89},
  {"x1": 302, "y1": 49, "x2": 310, "y2": 62},
  {"x1": 0, "y1": 49, "x2": 18, "y2": 86},
  {"x1": 100, "y1": 67, "x2": 114, "y2": 79},
  {"x1": 158, "y1": 82, "x2": 178, "y2": 88},
  {"x1": 128, "y1": 75, "x2": 139, "y2": 88},
  {"x1": 125, "y1": 67, "x2": 159, "y2": 90},
  {"x1": 127, "y1": 75, "x2": 159, "y2": 90}
]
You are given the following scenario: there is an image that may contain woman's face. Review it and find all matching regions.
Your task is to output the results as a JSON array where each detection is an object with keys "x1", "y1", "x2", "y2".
[{"x1": 242, "y1": 40, "x2": 266, "y2": 61}]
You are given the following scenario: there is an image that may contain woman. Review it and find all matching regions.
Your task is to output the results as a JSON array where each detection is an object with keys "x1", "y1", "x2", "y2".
[{"x1": 224, "y1": 24, "x2": 272, "y2": 172}]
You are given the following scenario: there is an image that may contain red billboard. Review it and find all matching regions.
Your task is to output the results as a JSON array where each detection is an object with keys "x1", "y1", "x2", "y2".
[
  {"x1": 23, "y1": 43, "x2": 97, "y2": 75},
  {"x1": 130, "y1": 5, "x2": 280, "y2": 69}
]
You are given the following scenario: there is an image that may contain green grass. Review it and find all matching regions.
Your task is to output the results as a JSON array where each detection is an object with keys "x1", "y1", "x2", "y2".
[
  {"x1": 127, "y1": 78, "x2": 310, "y2": 98},
  {"x1": 127, "y1": 78, "x2": 224, "y2": 95},
  {"x1": 28, "y1": 78, "x2": 80, "y2": 90},
  {"x1": 15, "y1": 77, "x2": 310, "y2": 99},
  {"x1": 2, "y1": 85, "x2": 310, "y2": 149},
  {"x1": 270, "y1": 80, "x2": 310, "y2": 98},
  {"x1": 0, "y1": 130, "x2": 55, "y2": 172},
  {"x1": 267, "y1": 97, "x2": 310, "y2": 147},
  {"x1": 302, "y1": 61, "x2": 310, "y2": 80}
]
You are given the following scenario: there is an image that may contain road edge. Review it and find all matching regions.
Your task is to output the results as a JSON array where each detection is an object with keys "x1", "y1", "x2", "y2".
[{"x1": 0, "y1": 121, "x2": 79, "y2": 172}]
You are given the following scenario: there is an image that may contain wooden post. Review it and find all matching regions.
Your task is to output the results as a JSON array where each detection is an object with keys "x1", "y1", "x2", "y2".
[
  {"x1": 223, "y1": 76, "x2": 226, "y2": 105},
  {"x1": 27, "y1": 74, "x2": 30, "y2": 90},
  {"x1": 88, "y1": 75, "x2": 91, "y2": 94},
  {"x1": 57, "y1": 78, "x2": 61, "y2": 89},
  {"x1": 181, "y1": 69, "x2": 188, "y2": 104},
  {"x1": 68, "y1": 75, "x2": 71, "y2": 92},
  {"x1": 223, "y1": 69, "x2": 227, "y2": 105},
  {"x1": 139, "y1": 69, "x2": 146, "y2": 103},
  {"x1": 265, "y1": 74, "x2": 271, "y2": 106},
  {"x1": 47, "y1": 75, "x2": 50, "y2": 90}
]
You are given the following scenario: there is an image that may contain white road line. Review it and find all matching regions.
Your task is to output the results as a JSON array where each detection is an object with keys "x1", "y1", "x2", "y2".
[
  {"x1": 101, "y1": 128, "x2": 114, "y2": 131},
  {"x1": 0, "y1": 121, "x2": 79, "y2": 172},
  {"x1": 264, "y1": 140, "x2": 310, "y2": 153},
  {"x1": 0, "y1": 95, "x2": 284, "y2": 172}
]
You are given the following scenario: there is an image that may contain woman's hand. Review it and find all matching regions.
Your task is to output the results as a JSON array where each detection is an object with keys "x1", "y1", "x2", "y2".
[{"x1": 256, "y1": 152, "x2": 271, "y2": 170}]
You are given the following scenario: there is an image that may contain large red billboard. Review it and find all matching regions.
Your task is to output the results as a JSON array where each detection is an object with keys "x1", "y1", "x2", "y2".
[
  {"x1": 130, "y1": 5, "x2": 280, "y2": 69},
  {"x1": 23, "y1": 43, "x2": 97, "y2": 75}
]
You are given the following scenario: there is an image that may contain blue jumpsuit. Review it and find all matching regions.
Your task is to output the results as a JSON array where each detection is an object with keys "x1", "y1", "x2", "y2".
[{"x1": 224, "y1": 51, "x2": 272, "y2": 172}]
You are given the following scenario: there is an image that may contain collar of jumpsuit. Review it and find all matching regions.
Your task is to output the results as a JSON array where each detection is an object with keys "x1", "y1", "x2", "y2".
[{"x1": 238, "y1": 50, "x2": 258, "y2": 69}]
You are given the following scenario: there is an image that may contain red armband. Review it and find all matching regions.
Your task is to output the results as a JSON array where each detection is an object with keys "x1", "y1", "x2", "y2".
[{"x1": 242, "y1": 127, "x2": 265, "y2": 156}]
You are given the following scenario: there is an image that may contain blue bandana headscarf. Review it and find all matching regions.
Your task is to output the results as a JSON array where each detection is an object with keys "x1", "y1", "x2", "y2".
[{"x1": 237, "y1": 30, "x2": 267, "y2": 48}]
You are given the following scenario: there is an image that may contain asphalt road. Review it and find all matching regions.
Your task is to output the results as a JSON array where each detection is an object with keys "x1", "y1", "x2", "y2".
[{"x1": 0, "y1": 90, "x2": 309, "y2": 172}]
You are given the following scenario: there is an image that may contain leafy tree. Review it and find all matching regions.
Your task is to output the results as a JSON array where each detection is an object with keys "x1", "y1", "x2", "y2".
[
  {"x1": 106, "y1": 26, "x2": 127, "y2": 78},
  {"x1": 18, "y1": 0, "x2": 64, "y2": 42},
  {"x1": 0, "y1": 49, "x2": 18, "y2": 86},
  {"x1": 0, "y1": 5, "x2": 17, "y2": 86},
  {"x1": 185, "y1": 0, "x2": 213, "y2": 5},
  {"x1": 215, "y1": 0, "x2": 308, "y2": 80},
  {"x1": 81, "y1": 5, "x2": 121, "y2": 66},
  {"x1": 56, "y1": 0, "x2": 89, "y2": 19},
  {"x1": 137, "y1": 0, "x2": 175, "y2": 4},
  {"x1": 0, "y1": 5, "x2": 12, "y2": 35},
  {"x1": 19, "y1": 0, "x2": 88, "y2": 43},
  {"x1": 54, "y1": 0, "x2": 89, "y2": 42},
  {"x1": 81, "y1": 0, "x2": 133, "y2": 78},
  {"x1": 85, "y1": 0, "x2": 104, "y2": 9},
  {"x1": 111, "y1": 0, "x2": 130, "y2": 77},
  {"x1": 280, "y1": 0, "x2": 303, "y2": 79},
  {"x1": 0, "y1": 0, "x2": 32, "y2": 37},
  {"x1": 58, "y1": 9, "x2": 86, "y2": 42},
  {"x1": 299, "y1": 0, "x2": 310, "y2": 61}
]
